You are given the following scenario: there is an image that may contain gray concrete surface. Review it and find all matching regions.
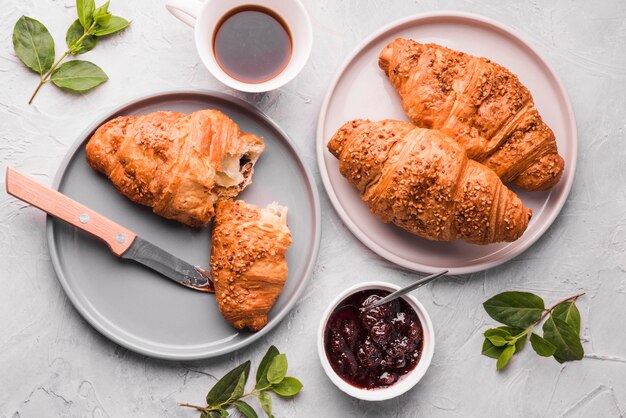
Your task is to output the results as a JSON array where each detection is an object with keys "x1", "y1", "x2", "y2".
[{"x1": 1, "y1": 0, "x2": 626, "y2": 417}]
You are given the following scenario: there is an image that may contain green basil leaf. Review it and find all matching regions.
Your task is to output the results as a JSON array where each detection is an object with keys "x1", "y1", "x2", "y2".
[
  {"x1": 266, "y1": 354, "x2": 287, "y2": 385},
  {"x1": 94, "y1": 16, "x2": 130, "y2": 36},
  {"x1": 256, "y1": 391, "x2": 272, "y2": 418},
  {"x1": 484, "y1": 327, "x2": 525, "y2": 367},
  {"x1": 542, "y1": 316, "x2": 584, "y2": 363},
  {"x1": 552, "y1": 301, "x2": 581, "y2": 334},
  {"x1": 200, "y1": 411, "x2": 208, "y2": 418},
  {"x1": 93, "y1": 0, "x2": 110, "y2": 18},
  {"x1": 206, "y1": 361, "x2": 251, "y2": 405},
  {"x1": 483, "y1": 291, "x2": 545, "y2": 328},
  {"x1": 484, "y1": 328, "x2": 512, "y2": 338},
  {"x1": 50, "y1": 60, "x2": 108, "y2": 92},
  {"x1": 206, "y1": 411, "x2": 221, "y2": 418},
  {"x1": 76, "y1": 0, "x2": 95, "y2": 29},
  {"x1": 231, "y1": 370, "x2": 247, "y2": 400},
  {"x1": 12, "y1": 16, "x2": 55, "y2": 75},
  {"x1": 219, "y1": 409, "x2": 228, "y2": 418},
  {"x1": 256, "y1": 346, "x2": 279, "y2": 389},
  {"x1": 484, "y1": 328, "x2": 511, "y2": 347},
  {"x1": 272, "y1": 377, "x2": 303, "y2": 397},
  {"x1": 94, "y1": 12, "x2": 112, "y2": 26},
  {"x1": 66, "y1": 19, "x2": 97, "y2": 54},
  {"x1": 233, "y1": 400, "x2": 259, "y2": 418},
  {"x1": 486, "y1": 335, "x2": 507, "y2": 347},
  {"x1": 482, "y1": 338, "x2": 505, "y2": 359},
  {"x1": 496, "y1": 344, "x2": 515, "y2": 371},
  {"x1": 530, "y1": 332, "x2": 557, "y2": 357}
]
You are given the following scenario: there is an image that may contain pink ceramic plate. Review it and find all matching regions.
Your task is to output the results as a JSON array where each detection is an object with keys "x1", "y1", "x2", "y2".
[{"x1": 316, "y1": 12, "x2": 577, "y2": 274}]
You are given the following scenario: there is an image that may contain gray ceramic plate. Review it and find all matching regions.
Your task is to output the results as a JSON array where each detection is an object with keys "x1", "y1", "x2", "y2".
[
  {"x1": 47, "y1": 91, "x2": 320, "y2": 360},
  {"x1": 317, "y1": 12, "x2": 577, "y2": 274}
]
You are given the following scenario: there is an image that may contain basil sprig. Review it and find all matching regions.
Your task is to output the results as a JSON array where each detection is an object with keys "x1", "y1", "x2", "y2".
[
  {"x1": 180, "y1": 346, "x2": 303, "y2": 417},
  {"x1": 482, "y1": 291, "x2": 585, "y2": 370},
  {"x1": 12, "y1": 0, "x2": 130, "y2": 104}
]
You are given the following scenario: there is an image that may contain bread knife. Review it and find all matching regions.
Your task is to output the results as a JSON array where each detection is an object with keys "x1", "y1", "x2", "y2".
[{"x1": 5, "y1": 167, "x2": 214, "y2": 293}]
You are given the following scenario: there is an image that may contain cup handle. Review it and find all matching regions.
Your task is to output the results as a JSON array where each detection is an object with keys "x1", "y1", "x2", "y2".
[{"x1": 165, "y1": 0, "x2": 202, "y2": 28}]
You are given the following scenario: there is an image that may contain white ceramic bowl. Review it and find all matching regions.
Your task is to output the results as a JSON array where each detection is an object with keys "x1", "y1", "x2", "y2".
[
  {"x1": 317, "y1": 281, "x2": 435, "y2": 401},
  {"x1": 166, "y1": 0, "x2": 313, "y2": 93}
]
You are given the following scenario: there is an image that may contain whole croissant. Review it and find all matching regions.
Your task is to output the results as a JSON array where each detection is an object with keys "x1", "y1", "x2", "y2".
[
  {"x1": 379, "y1": 38, "x2": 564, "y2": 191},
  {"x1": 86, "y1": 109, "x2": 264, "y2": 227},
  {"x1": 210, "y1": 200, "x2": 291, "y2": 331},
  {"x1": 327, "y1": 119, "x2": 532, "y2": 245}
]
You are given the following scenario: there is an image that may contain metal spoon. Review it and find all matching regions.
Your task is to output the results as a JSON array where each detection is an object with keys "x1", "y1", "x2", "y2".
[{"x1": 360, "y1": 270, "x2": 448, "y2": 312}]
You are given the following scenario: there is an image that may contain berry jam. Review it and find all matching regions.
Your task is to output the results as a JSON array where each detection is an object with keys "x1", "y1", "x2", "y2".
[{"x1": 324, "y1": 289, "x2": 423, "y2": 389}]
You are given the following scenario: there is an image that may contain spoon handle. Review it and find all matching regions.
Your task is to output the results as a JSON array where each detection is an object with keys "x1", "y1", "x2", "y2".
[{"x1": 361, "y1": 270, "x2": 448, "y2": 312}]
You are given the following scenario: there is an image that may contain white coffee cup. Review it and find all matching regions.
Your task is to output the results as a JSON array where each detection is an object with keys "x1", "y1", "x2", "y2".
[{"x1": 165, "y1": 0, "x2": 313, "y2": 93}]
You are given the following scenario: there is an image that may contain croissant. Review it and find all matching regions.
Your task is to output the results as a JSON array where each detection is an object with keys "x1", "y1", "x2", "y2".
[
  {"x1": 327, "y1": 119, "x2": 532, "y2": 245},
  {"x1": 210, "y1": 200, "x2": 292, "y2": 331},
  {"x1": 85, "y1": 109, "x2": 264, "y2": 227},
  {"x1": 379, "y1": 38, "x2": 564, "y2": 191}
]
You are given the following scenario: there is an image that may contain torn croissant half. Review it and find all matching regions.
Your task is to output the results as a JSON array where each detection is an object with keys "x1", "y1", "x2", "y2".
[
  {"x1": 328, "y1": 119, "x2": 532, "y2": 245},
  {"x1": 85, "y1": 109, "x2": 264, "y2": 227},
  {"x1": 210, "y1": 200, "x2": 292, "y2": 332}
]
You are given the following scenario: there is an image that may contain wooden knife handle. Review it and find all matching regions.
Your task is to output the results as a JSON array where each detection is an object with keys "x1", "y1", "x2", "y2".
[{"x1": 5, "y1": 167, "x2": 136, "y2": 256}]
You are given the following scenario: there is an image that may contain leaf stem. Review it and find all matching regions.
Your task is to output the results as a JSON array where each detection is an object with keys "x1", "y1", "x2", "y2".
[
  {"x1": 242, "y1": 388, "x2": 264, "y2": 397},
  {"x1": 182, "y1": 387, "x2": 270, "y2": 414},
  {"x1": 28, "y1": 51, "x2": 68, "y2": 104},
  {"x1": 225, "y1": 388, "x2": 265, "y2": 405},
  {"x1": 551, "y1": 292, "x2": 585, "y2": 308},
  {"x1": 28, "y1": 79, "x2": 46, "y2": 104},
  {"x1": 177, "y1": 403, "x2": 208, "y2": 412},
  {"x1": 542, "y1": 292, "x2": 585, "y2": 319}
]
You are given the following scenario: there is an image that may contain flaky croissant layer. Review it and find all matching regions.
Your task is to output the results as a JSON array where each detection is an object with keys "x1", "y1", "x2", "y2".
[
  {"x1": 328, "y1": 119, "x2": 532, "y2": 245},
  {"x1": 86, "y1": 109, "x2": 264, "y2": 227},
  {"x1": 379, "y1": 38, "x2": 564, "y2": 191}
]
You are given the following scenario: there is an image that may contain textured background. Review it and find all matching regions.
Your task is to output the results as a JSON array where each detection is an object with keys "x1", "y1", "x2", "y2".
[{"x1": 1, "y1": 0, "x2": 626, "y2": 417}]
